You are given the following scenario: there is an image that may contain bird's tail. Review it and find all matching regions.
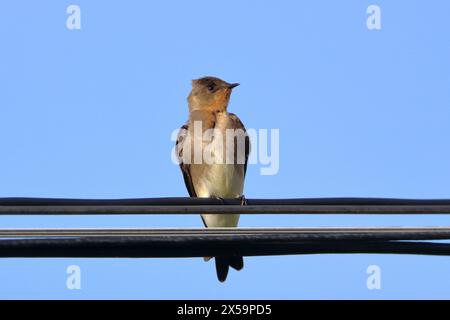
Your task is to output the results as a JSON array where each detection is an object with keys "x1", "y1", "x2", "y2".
[
  {"x1": 201, "y1": 213, "x2": 243, "y2": 282},
  {"x1": 215, "y1": 256, "x2": 244, "y2": 282}
]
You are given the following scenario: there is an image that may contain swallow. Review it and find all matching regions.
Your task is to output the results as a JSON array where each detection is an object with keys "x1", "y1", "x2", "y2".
[{"x1": 176, "y1": 76, "x2": 250, "y2": 282}]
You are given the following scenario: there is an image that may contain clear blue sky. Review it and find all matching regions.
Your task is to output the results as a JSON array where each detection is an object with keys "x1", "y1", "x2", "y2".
[{"x1": 0, "y1": 0, "x2": 450, "y2": 299}]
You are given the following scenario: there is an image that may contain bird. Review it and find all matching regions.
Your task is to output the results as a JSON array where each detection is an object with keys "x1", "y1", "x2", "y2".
[{"x1": 176, "y1": 76, "x2": 250, "y2": 282}]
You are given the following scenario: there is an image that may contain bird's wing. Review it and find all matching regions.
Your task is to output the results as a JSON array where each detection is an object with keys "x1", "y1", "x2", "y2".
[
  {"x1": 228, "y1": 113, "x2": 251, "y2": 177},
  {"x1": 176, "y1": 123, "x2": 197, "y2": 197}
]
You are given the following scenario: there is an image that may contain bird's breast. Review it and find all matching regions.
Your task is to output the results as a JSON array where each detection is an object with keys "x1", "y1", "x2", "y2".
[{"x1": 193, "y1": 164, "x2": 243, "y2": 198}]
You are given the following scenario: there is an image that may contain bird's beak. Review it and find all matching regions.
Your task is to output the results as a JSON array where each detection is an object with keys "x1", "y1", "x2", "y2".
[{"x1": 228, "y1": 83, "x2": 240, "y2": 89}]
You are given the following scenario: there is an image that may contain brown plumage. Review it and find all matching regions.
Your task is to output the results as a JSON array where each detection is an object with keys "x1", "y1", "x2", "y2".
[{"x1": 176, "y1": 76, "x2": 250, "y2": 282}]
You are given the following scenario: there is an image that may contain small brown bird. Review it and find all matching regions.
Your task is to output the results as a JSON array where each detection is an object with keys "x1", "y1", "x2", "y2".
[{"x1": 176, "y1": 76, "x2": 250, "y2": 282}]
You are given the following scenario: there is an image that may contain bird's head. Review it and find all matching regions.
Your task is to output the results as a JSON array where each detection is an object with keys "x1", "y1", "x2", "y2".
[{"x1": 188, "y1": 76, "x2": 240, "y2": 112}]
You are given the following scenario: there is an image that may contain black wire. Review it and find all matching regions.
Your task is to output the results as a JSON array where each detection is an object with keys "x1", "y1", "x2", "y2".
[
  {"x1": 1, "y1": 197, "x2": 450, "y2": 214},
  {"x1": 0, "y1": 228, "x2": 449, "y2": 257},
  {"x1": 2, "y1": 228, "x2": 450, "y2": 241},
  {"x1": 0, "y1": 236, "x2": 449, "y2": 258},
  {"x1": 2, "y1": 197, "x2": 450, "y2": 206}
]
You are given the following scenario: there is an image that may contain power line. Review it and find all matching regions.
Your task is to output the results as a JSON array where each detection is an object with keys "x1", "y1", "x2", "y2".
[
  {"x1": 1, "y1": 227, "x2": 450, "y2": 240},
  {"x1": 0, "y1": 228, "x2": 450, "y2": 258},
  {"x1": 1, "y1": 197, "x2": 450, "y2": 258},
  {"x1": 1, "y1": 197, "x2": 450, "y2": 215}
]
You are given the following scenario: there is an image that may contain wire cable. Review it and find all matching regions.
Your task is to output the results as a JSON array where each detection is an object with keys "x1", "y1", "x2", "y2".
[
  {"x1": 0, "y1": 228, "x2": 449, "y2": 258},
  {"x1": 1, "y1": 198, "x2": 450, "y2": 258},
  {"x1": 1, "y1": 197, "x2": 450, "y2": 214}
]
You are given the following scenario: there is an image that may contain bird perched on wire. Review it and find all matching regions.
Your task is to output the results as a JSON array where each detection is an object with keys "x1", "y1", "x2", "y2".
[{"x1": 176, "y1": 76, "x2": 250, "y2": 282}]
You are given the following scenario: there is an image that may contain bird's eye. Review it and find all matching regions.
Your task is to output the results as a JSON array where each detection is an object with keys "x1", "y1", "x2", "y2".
[{"x1": 207, "y1": 84, "x2": 215, "y2": 92}]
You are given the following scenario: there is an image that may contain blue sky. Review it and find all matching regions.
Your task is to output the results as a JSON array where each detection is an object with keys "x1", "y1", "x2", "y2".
[{"x1": 0, "y1": 0, "x2": 450, "y2": 299}]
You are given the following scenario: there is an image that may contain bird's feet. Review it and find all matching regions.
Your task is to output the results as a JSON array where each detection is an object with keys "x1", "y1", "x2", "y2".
[
  {"x1": 238, "y1": 195, "x2": 247, "y2": 206},
  {"x1": 214, "y1": 196, "x2": 225, "y2": 204},
  {"x1": 213, "y1": 196, "x2": 247, "y2": 205}
]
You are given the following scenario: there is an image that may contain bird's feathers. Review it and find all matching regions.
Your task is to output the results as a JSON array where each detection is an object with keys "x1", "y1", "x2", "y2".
[{"x1": 176, "y1": 112, "x2": 250, "y2": 200}]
